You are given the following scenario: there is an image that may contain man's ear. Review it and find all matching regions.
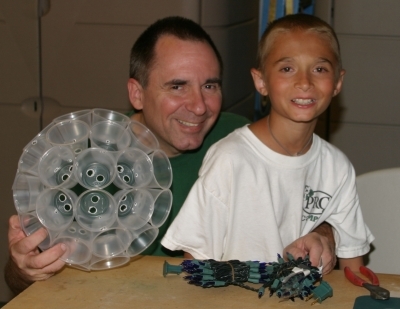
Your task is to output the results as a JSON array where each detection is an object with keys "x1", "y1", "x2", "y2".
[
  {"x1": 250, "y1": 68, "x2": 268, "y2": 96},
  {"x1": 127, "y1": 78, "x2": 144, "y2": 110},
  {"x1": 333, "y1": 69, "x2": 346, "y2": 97}
]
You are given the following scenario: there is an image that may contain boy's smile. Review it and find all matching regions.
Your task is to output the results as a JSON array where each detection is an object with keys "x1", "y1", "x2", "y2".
[
  {"x1": 253, "y1": 29, "x2": 345, "y2": 125},
  {"x1": 292, "y1": 98, "x2": 316, "y2": 106}
]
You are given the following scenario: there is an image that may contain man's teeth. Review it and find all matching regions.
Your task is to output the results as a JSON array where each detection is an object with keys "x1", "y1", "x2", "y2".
[
  {"x1": 178, "y1": 120, "x2": 199, "y2": 127},
  {"x1": 292, "y1": 98, "x2": 315, "y2": 105}
]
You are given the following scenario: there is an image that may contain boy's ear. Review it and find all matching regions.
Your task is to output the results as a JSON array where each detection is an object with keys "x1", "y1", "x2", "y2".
[
  {"x1": 250, "y1": 68, "x2": 268, "y2": 96},
  {"x1": 333, "y1": 69, "x2": 346, "y2": 97},
  {"x1": 127, "y1": 78, "x2": 144, "y2": 110}
]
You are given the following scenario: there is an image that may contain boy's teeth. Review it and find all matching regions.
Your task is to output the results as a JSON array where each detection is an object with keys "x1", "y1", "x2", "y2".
[
  {"x1": 292, "y1": 99, "x2": 314, "y2": 105},
  {"x1": 178, "y1": 120, "x2": 198, "y2": 127}
]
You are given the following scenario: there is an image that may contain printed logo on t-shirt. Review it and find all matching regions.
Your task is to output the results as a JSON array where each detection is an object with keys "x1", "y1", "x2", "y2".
[{"x1": 302, "y1": 185, "x2": 331, "y2": 222}]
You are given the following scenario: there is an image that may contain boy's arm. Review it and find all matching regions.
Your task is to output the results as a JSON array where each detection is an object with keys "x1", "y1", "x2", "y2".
[
  {"x1": 183, "y1": 222, "x2": 337, "y2": 274},
  {"x1": 183, "y1": 252, "x2": 194, "y2": 259},
  {"x1": 283, "y1": 222, "x2": 336, "y2": 275},
  {"x1": 338, "y1": 256, "x2": 364, "y2": 271}
]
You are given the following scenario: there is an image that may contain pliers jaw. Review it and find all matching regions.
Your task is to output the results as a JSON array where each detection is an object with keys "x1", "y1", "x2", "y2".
[
  {"x1": 362, "y1": 282, "x2": 390, "y2": 300},
  {"x1": 344, "y1": 266, "x2": 390, "y2": 300}
]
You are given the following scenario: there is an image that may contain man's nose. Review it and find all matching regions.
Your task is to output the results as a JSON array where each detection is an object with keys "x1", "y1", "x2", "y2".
[
  {"x1": 295, "y1": 71, "x2": 313, "y2": 91},
  {"x1": 186, "y1": 89, "x2": 207, "y2": 115}
]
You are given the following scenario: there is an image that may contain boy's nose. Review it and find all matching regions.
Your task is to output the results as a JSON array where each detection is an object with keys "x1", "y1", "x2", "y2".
[
  {"x1": 186, "y1": 89, "x2": 207, "y2": 115},
  {"x1": 295, "y1": 72, "x2": 313, "y2": 91}
]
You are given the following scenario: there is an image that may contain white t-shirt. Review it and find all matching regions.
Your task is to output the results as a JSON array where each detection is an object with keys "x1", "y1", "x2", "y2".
[{"x1": 161, "y1": 126, "x2": 374, "y2": 262}]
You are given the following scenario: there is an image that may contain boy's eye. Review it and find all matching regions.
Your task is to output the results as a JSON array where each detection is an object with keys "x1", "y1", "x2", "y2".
[{"x1": 280, "y1": 67, "x2": 292, "y2": 72}]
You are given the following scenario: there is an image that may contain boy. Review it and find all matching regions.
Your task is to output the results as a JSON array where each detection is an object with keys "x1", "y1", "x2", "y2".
[{"x1": 161, "y1": 14, "x2": 373, "y2": 271}]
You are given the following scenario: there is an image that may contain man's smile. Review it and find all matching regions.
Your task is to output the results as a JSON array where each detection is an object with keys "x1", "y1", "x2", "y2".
[{"x1": 177, "y1": 119, "x2": 201, "y2": 127}]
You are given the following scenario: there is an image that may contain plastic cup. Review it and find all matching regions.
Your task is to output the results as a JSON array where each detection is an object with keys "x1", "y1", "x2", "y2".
[
  {"x1": 75, "y1": 190, "x2": 117, "y2": 232},
  {"x1": 126, "y1": 224, "x2": 159, "y2": 257},
  {"x1": 89, "y1": 252, "x2": 130, "y2": 270},
  {"x1": 91, "y1": 223, "x2": 133, "y2": 258},
  {"x1": 36, "y1": 122, "x2": 57, "y2": 139},
  {"x1": 90, "y1": 120, "x2": 131, "y2": 152},
  {"x1": 113, "y1": 148, "x2": 153, "y2": 189},
  {"x1": 19, "y1": 212, "x2": 54, "y2": 250},
  {"x1": 53, "y1": 109, "x2": 92, "y2": 127},
  {"x1": 12, "y1": 173, "x2": 44, "y2": 213},
  {"x1": 74, "y1": 148, "x2": 117, "y2": 190},
  {"x1": 46, "y1": 120, "x2": 90, "y2": 155},
  {"x1": 92, "y1": 108, "x2": 131, "y2": 127},
  {"x1": 147, "y1": 189, "x2": 173, "y2": 227},
  {"x1": 52, "y1": 222, "x2": 95, "y2": 265},
  {"x1": 127, "y1": 121, "x2": 159, "y2": 154},
  {"x1": 18, "y1": 136, "x2": 53, "y2": 176},
  {"x1": 35, "y1": 188, "x2": 77, "y2": 231},
  {"x1": 148, "y1": 149, "x2": 173, "y2": 189},
  {"x1": 38, "y1": 146, "x2": 77, "y2": 189},
  {"x1": 67, "y1": 262, "x2": 91, "y2": 272},
  {"x1": 114, "y1": 189, "x2": 154, "y2": 230},
  {"x1": 22, "y1": 121, "x2": 55, "y2": 156}
]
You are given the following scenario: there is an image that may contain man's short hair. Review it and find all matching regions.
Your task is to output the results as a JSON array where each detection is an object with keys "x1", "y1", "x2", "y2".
[{"x1": 130, "y1": 16, "x2": 223, "y2": 88}]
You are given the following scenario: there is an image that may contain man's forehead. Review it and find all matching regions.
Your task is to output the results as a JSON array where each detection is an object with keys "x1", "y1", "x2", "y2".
[{"x1": 149, "y1": 35, "x2": 221, "y2": 78}]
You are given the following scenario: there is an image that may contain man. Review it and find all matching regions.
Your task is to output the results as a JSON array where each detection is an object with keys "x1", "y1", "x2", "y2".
[{"x1": 6, "y1": 16, "x2": 335, "y2": 295}]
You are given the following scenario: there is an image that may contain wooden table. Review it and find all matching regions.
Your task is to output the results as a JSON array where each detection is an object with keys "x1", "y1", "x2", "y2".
[{"x1": 4, "y1": 256, "x2": 400, "y2": 309}]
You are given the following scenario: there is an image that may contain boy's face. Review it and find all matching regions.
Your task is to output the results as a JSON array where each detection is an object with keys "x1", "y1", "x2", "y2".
[{"x1": 252, "y1": 29, "x2": 345, "y2": 124}]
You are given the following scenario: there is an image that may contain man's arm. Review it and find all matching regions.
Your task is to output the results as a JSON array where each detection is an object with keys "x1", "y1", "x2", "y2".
[
  {"x1": 5, "y1": 215, "x2": 66, "y2": 295},
  {"x1": 283, "y1": 222, "x2": 336, "y2": 275}
]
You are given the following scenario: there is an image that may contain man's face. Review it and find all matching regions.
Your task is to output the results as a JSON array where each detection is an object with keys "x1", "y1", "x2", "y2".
[{"x1": 128, "y1": 35, "x2": 222, "y2": 157}]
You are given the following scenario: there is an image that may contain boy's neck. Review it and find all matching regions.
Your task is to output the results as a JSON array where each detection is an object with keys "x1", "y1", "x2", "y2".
[
  {"x1": 249, "y1": 115, "x2": 316, "y2": 156},
  {"x1": 267, "y1": 116, "x2": 313, "y2": 156}
]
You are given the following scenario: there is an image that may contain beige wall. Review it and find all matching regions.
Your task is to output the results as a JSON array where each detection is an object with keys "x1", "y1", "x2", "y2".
[{"x1": 316, "y1": 0, "x2": 400, "y2": 176}]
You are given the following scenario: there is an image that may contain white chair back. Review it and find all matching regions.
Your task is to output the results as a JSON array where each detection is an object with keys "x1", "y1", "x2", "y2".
[{"x1": 356, "y1": 167, "x2": 400, "y2": 274}]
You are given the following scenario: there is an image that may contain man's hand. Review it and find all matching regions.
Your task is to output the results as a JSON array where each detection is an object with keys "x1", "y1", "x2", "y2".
[
  {"x1": 6, "y1": 215, "x2": 67, "y2": 295},
  {"x1": 283, "y1": 222, "x2": 336, "y2": 275}
]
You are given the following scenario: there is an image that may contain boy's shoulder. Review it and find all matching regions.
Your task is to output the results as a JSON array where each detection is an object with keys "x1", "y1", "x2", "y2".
[
  {"x1": 319, "y1": 136, "x2": 346, "y2": 156},
  {"x1": 202, "y1": 126, "x2": 258, "y2": 169},
  {"x1": 317, "y1": 136, "x2": 354, "y2": 168},
  {"x1": 201, "y1": 112, "x2": 249, "y2": 149}
]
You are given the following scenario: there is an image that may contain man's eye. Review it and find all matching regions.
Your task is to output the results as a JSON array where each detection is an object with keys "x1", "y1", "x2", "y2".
[
  {"x1": 171, "y1": 85, "x2": 182, "y2": 90},
  {"x1": 281, "y1": 67, "x2": 292, "y2": 72},
  {"x1": 203, "y1": 84, "x2": 220, "y2": 91},
  {"x1": 315, "y1": 67, "x2": 327, "y2": 73}
]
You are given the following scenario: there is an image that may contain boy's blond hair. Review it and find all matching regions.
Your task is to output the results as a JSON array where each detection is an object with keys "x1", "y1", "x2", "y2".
[{"x1": 256, "y1": 14, "x2": 342, "y2": 78}]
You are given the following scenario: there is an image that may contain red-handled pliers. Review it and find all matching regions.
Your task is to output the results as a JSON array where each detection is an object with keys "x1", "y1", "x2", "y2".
[{"x1": 344, "y1": 266, "x2": 390, "y2": 300}]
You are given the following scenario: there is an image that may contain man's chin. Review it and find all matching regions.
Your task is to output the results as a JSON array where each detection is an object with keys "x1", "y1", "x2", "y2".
[{"x1": 174, "y1": 139, "x2": 203, "y2": 152}]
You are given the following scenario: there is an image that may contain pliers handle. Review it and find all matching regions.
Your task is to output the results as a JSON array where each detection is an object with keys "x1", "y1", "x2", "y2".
[{"x1": 344, "y1": 266, "x2": 390, "y2": 300}]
